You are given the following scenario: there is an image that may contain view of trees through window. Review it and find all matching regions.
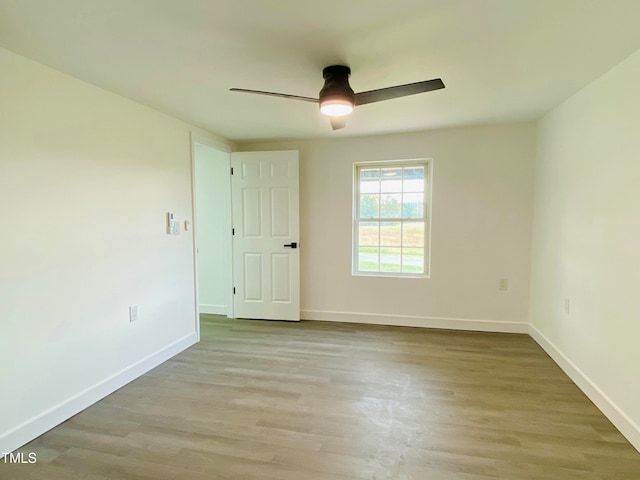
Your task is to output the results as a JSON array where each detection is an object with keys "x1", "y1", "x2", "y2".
[{"x1": 354, "y1": 163, "x2": 428, "y2": 275}]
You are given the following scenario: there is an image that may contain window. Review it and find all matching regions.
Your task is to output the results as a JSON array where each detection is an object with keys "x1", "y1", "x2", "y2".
[{"x1": 353, "y1": 160, "x2": 431, "y2": 277}]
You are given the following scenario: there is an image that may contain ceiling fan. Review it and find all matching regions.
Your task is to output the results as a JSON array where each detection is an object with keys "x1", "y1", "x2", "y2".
[{"x1": 230, "y1": 65, "x2": 445, "y2": 130}]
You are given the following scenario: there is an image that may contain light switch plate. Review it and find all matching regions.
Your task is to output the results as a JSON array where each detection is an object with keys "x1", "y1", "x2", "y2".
[{"x1": 129, "y1": 305, "x2": 139, "y2": 322}]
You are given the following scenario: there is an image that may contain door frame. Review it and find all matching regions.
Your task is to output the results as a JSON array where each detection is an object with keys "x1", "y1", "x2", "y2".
[{"x1": 190, "y1": 130, "x2": 235, "y2": 340}]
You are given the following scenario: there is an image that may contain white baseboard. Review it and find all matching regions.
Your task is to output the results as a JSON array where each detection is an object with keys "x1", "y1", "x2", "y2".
[
  {"x1": 199, "y1": 304, "x2": 228, "y2": 315},
  {"x1": 528, "y1": 324, "x2": 640, "y2": 453},
  {"x1": 301, "y1": 309, "x2": 528, "y2": 334},
  {"x1": 0, "y1": 332, "x2": 198, "y2": 455}
]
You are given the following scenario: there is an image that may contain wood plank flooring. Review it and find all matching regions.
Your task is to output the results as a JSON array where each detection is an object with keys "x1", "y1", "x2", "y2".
[{"x1": 3, "y1": 316, "x2": 640, "y2": 479}]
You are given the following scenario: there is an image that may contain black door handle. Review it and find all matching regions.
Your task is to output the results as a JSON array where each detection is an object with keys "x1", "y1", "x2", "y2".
[{"x1": 284, "y1": 242, "x2": 298, "y2": 249}]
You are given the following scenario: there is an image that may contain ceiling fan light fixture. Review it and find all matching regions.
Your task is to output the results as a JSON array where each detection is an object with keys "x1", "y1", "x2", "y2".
[
  {"x1": 230, "y1": 63, "x2": 445, "y2": 131},
  {"x1": 320, "y1": 98, "x2": 354, "y2": 116}
]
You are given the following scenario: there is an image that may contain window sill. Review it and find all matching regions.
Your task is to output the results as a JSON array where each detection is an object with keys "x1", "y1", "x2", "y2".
[{"x1": 352, "y1": 272, "x2": 430, "y2": 279}]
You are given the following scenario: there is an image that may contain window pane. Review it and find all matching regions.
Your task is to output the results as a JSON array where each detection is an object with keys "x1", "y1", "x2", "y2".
[
  {"x1": 403, "y1": 222, "x2": 424, "y2": 247},
  {"x1": 359, "y1": 194, "x2": 379, "y2": 218},
  {"x1": 402, "y1": 248, "x2": 424, "y2": 273},
  {"x1": 403, "y1": 166, "x2": 425, "y2": 192},
  {"x1": 380, "y1": 193, "x2": 401, "y2": 218},
  {"x1": 380, "y1": 222, "x2": 401, "y2": 246},
  {"x1": 358, "y1": 222, "x2": 379, "y2": 247},
  {"x1": 380, "y1": 247, "x2": 401, "y2": 272},
  {"x1": 360, "y1": 168, "x2": 380, "y2": 194},
  {"x1": 359, "y1": 246, "x2": 379, "y2": 271},
  {"x1": 354, "y1": 162, "x2": 429, "y2": 276},
  {"x1": 381, "y1": 168, "x2": 403, "y2": 193},
  {"x1": 402, "y1": 193, "x2": 424, "y2": 218}
]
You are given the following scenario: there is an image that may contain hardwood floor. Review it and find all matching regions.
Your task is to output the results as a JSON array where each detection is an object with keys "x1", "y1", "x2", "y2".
[{"x1": 3, "y1": 316, "x2": 640, "y2": 479}]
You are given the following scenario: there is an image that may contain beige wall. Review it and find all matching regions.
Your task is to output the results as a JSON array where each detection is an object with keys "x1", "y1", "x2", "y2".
[
  {"x1": 530, "y1": 49, "x2": 640, "y2": 448},
  {"x1": 240, "y1": 122, "x2": 536, "y2": 331},
  {"x1": 0, "y1": 48, "x2": 197, "y2": 452}
]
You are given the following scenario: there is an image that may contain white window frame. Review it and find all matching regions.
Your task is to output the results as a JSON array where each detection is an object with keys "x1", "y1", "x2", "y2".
[{"x1": 352, "y1": 158, "x2": 432, "y2": 278}]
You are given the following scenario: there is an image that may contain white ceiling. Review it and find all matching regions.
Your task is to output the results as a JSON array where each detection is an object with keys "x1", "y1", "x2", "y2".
[{"x1": 1, "y1": 0, "x2": 639, "y2": 142}]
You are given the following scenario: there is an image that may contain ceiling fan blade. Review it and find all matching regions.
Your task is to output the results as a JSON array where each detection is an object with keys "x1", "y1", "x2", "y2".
[
  {"x1": 354, "y1": 78, "x2": 445, "y2": 106},
  {"x1": 230, "y1": 88, "x2": 318, "y2": 103},
  {"x1": 329, "y1": 116, "x2": 347, "y2": 130}
]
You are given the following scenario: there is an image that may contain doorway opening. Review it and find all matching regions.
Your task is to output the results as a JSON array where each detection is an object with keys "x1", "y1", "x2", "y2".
[{"x1": 192, "y1": 141, "x2": 233, "y2": 328}]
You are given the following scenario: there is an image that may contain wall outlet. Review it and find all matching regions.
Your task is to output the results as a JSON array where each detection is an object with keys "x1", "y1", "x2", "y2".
[
  {"x1": 129, "y1": 305, "x2": 139, "y2": 322},
  {"x1": 564, "y1": 298, "x2": 570, "y2": 315},
  {"x1": 498, "y1": 278, "x2": 508, "y2": 290}
]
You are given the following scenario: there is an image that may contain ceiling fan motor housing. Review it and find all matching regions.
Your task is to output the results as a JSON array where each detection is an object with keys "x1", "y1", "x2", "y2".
[{"x1": 319, "y1": 65, "x2": 355, "y2": 104}]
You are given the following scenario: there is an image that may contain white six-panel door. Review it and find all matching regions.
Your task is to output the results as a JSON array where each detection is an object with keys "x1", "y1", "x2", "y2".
[{"x1": 231, "y1": 151, "x2": 300, "y2": 321}]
